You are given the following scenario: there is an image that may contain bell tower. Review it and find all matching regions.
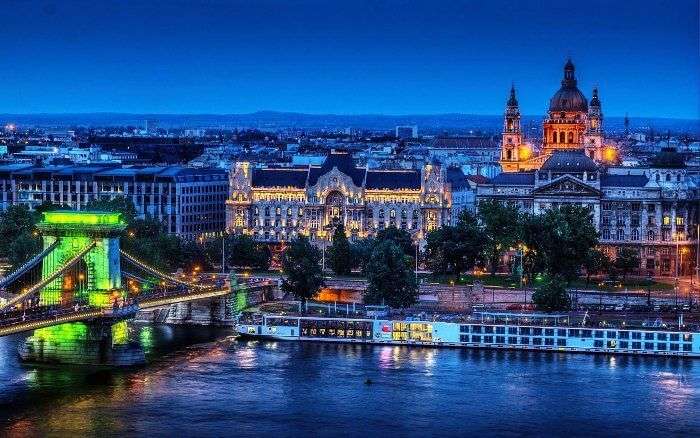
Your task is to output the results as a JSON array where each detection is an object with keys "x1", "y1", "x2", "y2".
[
  {"x1": 584, "y1": 87, "x2": 604, "y2": 160},
  {"x1": 499, "y1": 85, "x2": 524, "y2": 172}
]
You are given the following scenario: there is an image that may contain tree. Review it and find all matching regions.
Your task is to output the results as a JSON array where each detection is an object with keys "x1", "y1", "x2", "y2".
[
  {"x1": 478, "y1": 200, "x2": 521, "y2": 275},
  {"x1": 425, "y1": 210, "x2": 483, "y2": 275},
  {"x1": 532, "y1": 276, "x2": 571, "y2": 311},
  {"x1": 364, "y1": 240, "x2": 418, "y2": 308},
  {"x1": 582, "y1": 248, "x2": 610, "y2": 285},
  {"x1": 376, "y1": 226, "x2": 414, "y2": 256},
  {"x1": 8, "y1": 232, "x2": 42, "y2": 270},
  {"x1": 614, "y1": 247, "x2": 640, "y2": 280},
  {"x1": 281, "y1": 236, "x2": 324, "y2": 302},
  {"x1": 327, "y1": 224, "x2": 353, "y2": 276},
  {"x1": 205, "y1": 234, "x2": 271, "y2": 271},
  {"x1": 0, "y1": 205, "x2": 37, "y2": 259},
  {"x1": 86, "y1": 196, "x2": 138, "y2": 224},
  {"x1": 535, "y1": 205, "x2": 600, "y2": 282},
  {"x1": 351, "y1": 237, "x2": 375, "y2": 275}
]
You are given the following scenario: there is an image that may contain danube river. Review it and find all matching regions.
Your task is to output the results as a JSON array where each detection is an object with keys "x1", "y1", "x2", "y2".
[{"x1": 1, "y1": 324, "x2": 699, "y2": 436}]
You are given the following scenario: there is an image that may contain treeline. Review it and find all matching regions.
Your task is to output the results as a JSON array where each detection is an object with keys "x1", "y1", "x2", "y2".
[
  {"x1": 282, "y1": 224, "x2": 418, "y2": 308},
  {"x1": 426, "y1": 199, "x2": 639, "y2": 284},
  {"x1": 0, "y1": 198, "x2": 272, "y2": 277}
]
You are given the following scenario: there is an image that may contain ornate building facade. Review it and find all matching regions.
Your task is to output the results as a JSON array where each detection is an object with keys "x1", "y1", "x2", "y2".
[
  {"x1": 479, "y1": 150, "x2": 699, "y2": 277},
  {"x1": 500, "y1": 60, "x2": 609, "y2": 172},
  {"x1": 226, "y1": 151, "x2": 452, "y2": 244}
]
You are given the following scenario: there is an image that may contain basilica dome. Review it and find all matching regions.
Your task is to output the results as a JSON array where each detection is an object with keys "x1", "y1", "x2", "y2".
[{"x1": 548, "y1": 59, "x2": 588, "y2": 113}]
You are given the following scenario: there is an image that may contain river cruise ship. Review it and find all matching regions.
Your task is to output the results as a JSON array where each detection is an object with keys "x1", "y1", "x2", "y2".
[{"x1": 236, "y1": 311, "x2": 700, "y2": 358}]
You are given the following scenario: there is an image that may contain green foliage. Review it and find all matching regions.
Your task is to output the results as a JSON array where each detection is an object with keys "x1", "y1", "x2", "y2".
[
  {"x1": 532, "y1": 276, "x2": 571, "y2": 312},
  {"x1": 205, "y1": 233, "x2": 271, "y2": 271},
  {"x1": 327, "y1": 224, "x2": 353, "y2": 275},
  {"x1": 8, "y1": 231, "x2": 42, "y2": 269},
  {"x1": 85, "y1": 196, "x2": 138, "y2": 224},
  {"x1": 364, "y1": 240, "x2": 418, "y2": 308},
  {"x1": 478, "y1": 200, "x2": 522, "y2": 275},
  {"x1": 351, "y1": 237, "x2": 375, "y2": 274},
  {"x1": 0, "y1": 205, "x2": 40, "y2": 267},
  {"x1": 614, "y1": 247, "x2": 640, "y2": 280},
  {"x1": 518, "y1": 206, "x2": 599, "y2": 283},
  {"x1": 375, "y1": 226, "x2": 414, "y2": 256},
  {"x1": 425, "y1": 210, "x2": 483, "y2": 275},
  {"x1": 281, "y1": 236, "x2": 324, "y2": 302},
  {"x1": 582, "y1": 248, "x2": 611, "y2": 284}
]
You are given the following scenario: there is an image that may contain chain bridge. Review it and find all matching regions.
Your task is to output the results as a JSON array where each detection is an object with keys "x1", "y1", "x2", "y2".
[{"x1": 0, "y1": 211, "x2": 274, "y2": 366}]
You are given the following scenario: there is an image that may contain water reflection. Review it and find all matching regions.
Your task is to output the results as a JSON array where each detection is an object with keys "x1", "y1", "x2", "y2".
[{"x1": 1, "y1": 327, "x2": 700, "y2": 436}]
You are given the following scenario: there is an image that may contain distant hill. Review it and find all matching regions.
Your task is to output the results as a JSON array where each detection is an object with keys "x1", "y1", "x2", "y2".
[{"x1": 0, "y1": 111, "x2": 697, "y2": 134}]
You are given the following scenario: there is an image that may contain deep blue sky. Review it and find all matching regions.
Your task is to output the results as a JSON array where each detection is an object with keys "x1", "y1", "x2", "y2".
[{"x1": 2, "y1": 0, "x2": 698, "y2": 118}]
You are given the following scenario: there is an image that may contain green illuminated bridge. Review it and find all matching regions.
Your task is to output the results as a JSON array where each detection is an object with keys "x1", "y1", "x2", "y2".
[{"x1": 0, "y1": 211, "x2": 274, "y2": 366}]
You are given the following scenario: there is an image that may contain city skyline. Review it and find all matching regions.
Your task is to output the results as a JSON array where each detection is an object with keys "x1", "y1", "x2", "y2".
[{"x1": 2, "y1": 0, "x2": 698, "y2": 119}]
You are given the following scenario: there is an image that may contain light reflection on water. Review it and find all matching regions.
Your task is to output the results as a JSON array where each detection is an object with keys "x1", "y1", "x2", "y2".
[{"x1": 0, "y1": 326, "x2": 699, "y2": 436}]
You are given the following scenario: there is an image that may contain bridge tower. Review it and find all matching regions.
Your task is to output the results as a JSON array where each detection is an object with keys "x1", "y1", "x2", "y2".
[
  {"x1": 19, "y1": 211, "x2": 145, "y2": 366},
  {"x1": 37, "y1": 211, "x2": 125, "y2": 307}
]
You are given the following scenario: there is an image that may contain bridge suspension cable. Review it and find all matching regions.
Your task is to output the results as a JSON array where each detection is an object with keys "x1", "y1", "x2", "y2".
[
  {"x1": 0, "y1": 239, "x2": 61, "y2": 290},
  {"x1": 119, "y1": 249, "x2": 209, "y2": 290},
  {"x1": 0, "y1": 241, "x2": 97, "y2": 312}
]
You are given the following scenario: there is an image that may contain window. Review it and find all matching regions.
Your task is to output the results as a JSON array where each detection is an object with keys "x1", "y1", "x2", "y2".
[
  {"x1": 496, "y1": 336, "x2": 506, "y2": 344},
  {"x1": 683, "y1": 344, "x2": 692, "y2": 352},
  {"x1": 607, "y1": 331, "x2": 616, "y2": 339},
  {"x1": 545, "y1": 338, "x2": 554, "y2": 346},
  {"x1": 484, "y1": 326, "x2": 494, "y2": 334},
  {"x1": 471, "y1": 335, "x2": 481, "y2": 343},
  {"x1": 620, "y1": 341, "x2": 629, "y2": 349},
  {"x1": 533, "y1": 338, "x2": 542, "y2": 345},
  {"x1": 644, "y1": 332, "x2": 654, "y2": 340},
  {"x1": 632, "y1": 342, "x2": 642, "y2": 349},
  {"x1": 582, "y1": 330, "x2": 592, "y2": 338},
  {"x1": 520, "y1": 328, "x2": 531, "y2": 335},
  {"x1": 568, "y1": 329, "x2": 580, "y2": 337},
  {"x1": 508, "y1": 337, "x2": 518, "y2": 344},
  {"x1": 520, "y1": 337, "x2": 530, "y2": 345},
  {"x1": 471, "y1": 325, "x2": 482, "y2": 334},
  {"x1": 594, "y1": 340, "x2": 604, "y2": 348},
  {"x1": 595, "y1": 331, "x2": 604, "y2": 338},
  {"x1": 657, "y1": 343, "x2": 667, "y2": 351},
  {"x1": 676, "y1": 217, "x2": 684, "y2": 226},
  {"x1": 619, "y1": 331, "x2": 629, "y2": 339},
  {"x1": 670, "y1": 343, "x2": 679, "y2": 351},
  {"x1": 657, "y1": 333, "x2": 667, "y2": 341},
  {"x1": 484, "y1": 336, "x2": 493, "y2": 343},
  {"x1": 508, "y1": 327, "x2": 518, "y2": 335},
  {"x1": 496, "y1": 327, "x2": 505, "y2": 334},
  {"x1": 670, "y1": 333, "x2": 679, "y2": 342},
  {"x1": 545, "y1": 329, "x2": 554, "y2": 336},
  {"x1": 645, "y1": 342, "x2": 654, "y2": 350},
  {"x1": 556, "y1": 339, "x2": 566, "y2": 346},
  {"x1": 557, "y1": 329, "x2": 566, "y2": 337}
]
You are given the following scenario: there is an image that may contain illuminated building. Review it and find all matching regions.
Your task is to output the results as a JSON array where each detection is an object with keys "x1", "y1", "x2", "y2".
[
  {"x1": 226, "y1": 151, "x2": 452, "y2": 244},
  {"x1": 0, "y1": 164, "x2": 227, "y2": 240},
  {"x1": 478, "y1": 149, "x2": 699, "y2": 277},
  {"x1": 500, "y1": 60, "x2": 612, "y2": 172}
]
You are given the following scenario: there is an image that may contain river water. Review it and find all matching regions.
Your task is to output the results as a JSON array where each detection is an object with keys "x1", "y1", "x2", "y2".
[{"x1": 1, "y1": 324, "x2": 699, "y2": 437}]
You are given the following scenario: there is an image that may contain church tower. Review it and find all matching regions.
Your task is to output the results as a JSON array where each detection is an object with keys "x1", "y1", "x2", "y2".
[
  {"x1": 499, "y1": 85, "x2": 524, "y2": 172},
  {"x1": 584, "y1": 87, "x2": 604, "y2": 160}
]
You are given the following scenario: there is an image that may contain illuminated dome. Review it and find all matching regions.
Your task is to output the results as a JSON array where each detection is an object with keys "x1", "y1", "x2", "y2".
[{"x1": 549, "y1": 59, "x2": 588, "y2": 113}]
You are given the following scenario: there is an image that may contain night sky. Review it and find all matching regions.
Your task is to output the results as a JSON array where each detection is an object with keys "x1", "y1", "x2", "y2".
[{"x1": 2, "y1": 0, "x2": 698, "y2": 118}]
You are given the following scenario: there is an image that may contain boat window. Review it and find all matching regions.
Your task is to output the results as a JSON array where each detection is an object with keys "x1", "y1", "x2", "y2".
[
  {"x1": 594, "y1": 340, "x2": 604, "y2": 348},
  {"x1": 520, "y1": 337, "x2": 530, "y2": 345},
  {"x1": 619, "y1": 331, "x2": 629, "y2": 339},
  {"x1": 508, "y1": 327, "x2": 518, "y2": 335},
  {"x1": 683, "y1": 344, "x2": 692, "y2": 352},
  {"x1": 545, "y1": 338, "x2": 554, "y2": 346},
  {"x1": 670, "y1": 333, "x2": 679, "y2": 342},
  {"x1": 496, "y1": 327, "x2": 505, "y2": 334},
  {"x1": 594, "y1": 331, "x2": 604, "y2": 338},
  {"x1": 557, "y1": 329, "x2": 566, "y2": 337},
  {"x1": 645, "y1": 333, "x2": 654, "y2": 340},
  {"x1": 670, "y1": 343, "x2": 679, "y2": 351},
  {"x1": 520, "y1": 328, "x2": 531, "y2": 335},
  {"x1": 533, "y1": 328, "x2": 542, "y2": 336},
  {"x1": 484, "y1": 326, "x2": 494, "y2": 334},
  {"x1": 483, "y1": 336, "x2": 493, "y2": 343},
  {"x1": 645, "y1": 342, "x2": 654, "y2": 350},
  {"x1": 657, "y1": 333, "x2": 667, "y2": 341},
  {"x1": 471, "y1": 325, "x2": 482, "y2": 334},
  {"x1": 533, "y1": 338, "x2": 542, "y2": 345},
  {"x1": 657, "y1": 343, "x2": 667, "y2": 351},
  {"x1": 557, "y1": 339, "x2": 566, "y2": 346},
  {"x1": 508, "y1": 337, "x2": 518, "y2": 344},
  {"x1": 607, "y1": 331, "x2": 616, "y2": 339},
  {"x1": 632, "y1": 342, "x2": 642, "y2": 349},
  {"x1": 582, "y1": 330, "x2": 592, "y2": 338},
  {"x1": 568, "y1": 329, "x2": 580, "y2": 337},
  {"x1": 471, "y1": 335, "x2": 481, "y2": 343},
  {"x1": 632, "y1": 332, "x2": 642, "y2": 340},
  {"x1": 545, "y1": 329, "x2": 554, "y2": 337}
]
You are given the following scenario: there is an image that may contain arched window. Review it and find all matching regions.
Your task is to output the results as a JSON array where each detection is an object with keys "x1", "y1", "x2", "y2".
[
  {"x1": 506, "y1": 149, "x2": 512, "y2": 160},
  {"x1": 559, "y1": 132, "x2": 566, "y2": 143},
  {"x1": 552, "y1": 131, "x2": 558, "y2": 143},
  {"x1": 631, "y1": 229, "x2": 639, "y2": 241},
  {"x1": 568, "y1": 131, "x2": 574, "y2": 143},
  {"x1": 647, "y1": 229, "x2": 656, "y2": 241},
  {"x1": 378, "y1": 209, "x2": 384, "y2": 219},
  {"x1": 665, "y1": 174, "x2": 671, "y2": 182}
]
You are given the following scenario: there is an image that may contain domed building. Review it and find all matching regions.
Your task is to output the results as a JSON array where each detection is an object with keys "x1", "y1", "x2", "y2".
[{"x1": 500, "y1": 60, "x2": 607, "y2": 172}]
